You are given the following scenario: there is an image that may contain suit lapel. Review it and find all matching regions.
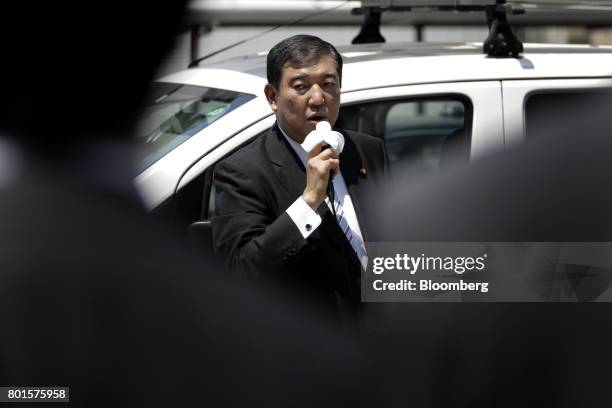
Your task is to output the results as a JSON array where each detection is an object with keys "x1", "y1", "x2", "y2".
[{"x1": 265, "y1": 124, "x2": 306, "y2": 200}]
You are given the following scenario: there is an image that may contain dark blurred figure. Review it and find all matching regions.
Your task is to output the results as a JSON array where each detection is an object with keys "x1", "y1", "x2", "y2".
[
  {"x1": 0, "y1": 3, "x2": 372, "y2": 407},
  {"x1": 366, "y1": 91, "x2": 612, "y2": 406}
]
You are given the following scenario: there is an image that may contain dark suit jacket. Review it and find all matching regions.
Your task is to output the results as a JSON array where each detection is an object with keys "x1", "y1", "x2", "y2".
[{"x1": 212, "y1": 124, "x2": 387, "y2": 321}]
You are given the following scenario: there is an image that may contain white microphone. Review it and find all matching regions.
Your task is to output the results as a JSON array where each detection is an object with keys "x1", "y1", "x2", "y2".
[
  {"x1": 301, "y1": 121, "x2": 344, "y2": 154},
  {"x1": 300, "y1": 121, "x2": 343, "y2": 205}
]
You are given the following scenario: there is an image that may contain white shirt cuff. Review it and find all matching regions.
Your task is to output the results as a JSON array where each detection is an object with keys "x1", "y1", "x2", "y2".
[{"x1": 286, "y1": 197, "x2": 322, "y2": 239}]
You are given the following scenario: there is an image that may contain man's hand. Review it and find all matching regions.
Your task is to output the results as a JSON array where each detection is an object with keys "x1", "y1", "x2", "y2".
[{"x1": 302, "y1": 142, "x2": 339, "y2": 210}]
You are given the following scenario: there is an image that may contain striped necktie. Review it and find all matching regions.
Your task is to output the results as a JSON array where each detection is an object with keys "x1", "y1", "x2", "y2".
[{"x1": 332, "y1": 194, "x2": 368, "y2": 271}]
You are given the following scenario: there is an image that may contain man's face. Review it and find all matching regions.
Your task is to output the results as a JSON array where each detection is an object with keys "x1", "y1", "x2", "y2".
[{"x1": 264, "y1": 54, "x2": 341, "y2": 143}]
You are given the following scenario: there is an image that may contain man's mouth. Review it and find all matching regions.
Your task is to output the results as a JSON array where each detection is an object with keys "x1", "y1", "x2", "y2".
[{"x1": 307, "y1": 115, "x2": 326, "y2": 123}]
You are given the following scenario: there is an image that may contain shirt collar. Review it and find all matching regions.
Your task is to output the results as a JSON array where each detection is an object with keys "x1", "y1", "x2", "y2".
[{"x1": 277, "y1": 123, "x2": 308, "y2": 167}]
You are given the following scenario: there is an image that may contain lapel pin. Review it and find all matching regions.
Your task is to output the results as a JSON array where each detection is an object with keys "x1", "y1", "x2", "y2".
[{"x1": 359, "y1": 168, "x2": 367, "y2": 178}]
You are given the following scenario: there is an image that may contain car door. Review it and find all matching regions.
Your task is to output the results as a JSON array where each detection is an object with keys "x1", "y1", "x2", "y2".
[{"x1": 337, "y1": 81, "x2": 504, "y2": 174}]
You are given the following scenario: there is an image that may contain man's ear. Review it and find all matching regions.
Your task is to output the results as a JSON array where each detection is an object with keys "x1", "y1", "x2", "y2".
[{"x1": 264, "y1": 83, "x2": 278, "y2": 112}]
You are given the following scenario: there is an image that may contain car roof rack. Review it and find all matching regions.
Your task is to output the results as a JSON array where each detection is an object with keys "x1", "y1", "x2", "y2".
[{"x1": 352, "y1": 0, "x2": 612, "y2": 58}]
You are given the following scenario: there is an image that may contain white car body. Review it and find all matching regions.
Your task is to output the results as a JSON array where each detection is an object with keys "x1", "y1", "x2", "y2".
[{"x1": 135, "y1": 42, "x2": 612, "y2": 211}]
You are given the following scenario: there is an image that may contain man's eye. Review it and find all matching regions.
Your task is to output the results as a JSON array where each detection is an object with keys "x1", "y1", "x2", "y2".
[
  {"x1": 294, "y1": 84, "x2": 307, "y2": 91},
  {"x1": 324, "y1": 82, "x2": 337, "y2": 89}
]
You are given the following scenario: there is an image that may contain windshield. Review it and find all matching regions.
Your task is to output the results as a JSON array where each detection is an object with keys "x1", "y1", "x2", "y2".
[{"x1": 136, "y1": 82, "x2": 255, "y2": 170}]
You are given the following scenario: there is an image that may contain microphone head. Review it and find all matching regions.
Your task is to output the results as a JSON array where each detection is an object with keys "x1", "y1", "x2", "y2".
[
  {"x1": 301, "y1": 121, "x2": 344, "y2": 154},
  {"x1": 316, "y1": 121, "x2": 331, "y2": 132},
  {"x1": 315, "y1": 121, "x2": 344, "y2": 154}
]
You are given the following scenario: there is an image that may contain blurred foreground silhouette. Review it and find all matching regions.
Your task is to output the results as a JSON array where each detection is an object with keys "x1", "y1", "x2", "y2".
[
  {"x1": 365, "y1": 90, "x2": 612, "y2": 407},
  {"x1": 0, "y1": 2, "x2": 372, "y2": 406}
]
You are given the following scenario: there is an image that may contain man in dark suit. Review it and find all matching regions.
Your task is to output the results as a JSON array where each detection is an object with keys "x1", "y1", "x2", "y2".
[{"x1": 213, "y1": 35, "x2": 387, "y2": 324}]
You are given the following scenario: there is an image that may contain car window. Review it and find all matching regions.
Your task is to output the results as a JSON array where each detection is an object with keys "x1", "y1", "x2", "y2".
[
  {"x1": 525, "y1": 90, "x2": 609, "y2": 140},
  {"x1": 336, "y1": 96, "x2": 472, "y2": 173},
  {"x1": 135, "y1": 82, "x2": 255, "y2": 171}
]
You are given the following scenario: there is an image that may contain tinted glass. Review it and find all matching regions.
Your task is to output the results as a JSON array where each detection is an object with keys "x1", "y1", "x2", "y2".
[
  {"x1": 336, "y1": 96, "x2": 471, "y2": 173},
  {"x1": 136, "y1": 82, "x2": 255, "y2": 170},
  {"x1": 525, "y1": 90, "x2": 611, "y2": 140}
]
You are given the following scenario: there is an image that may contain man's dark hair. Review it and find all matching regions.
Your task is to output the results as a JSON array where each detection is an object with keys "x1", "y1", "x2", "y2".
[{"x1": 266, "y1": 35, "x2": 343, "y2": 90}]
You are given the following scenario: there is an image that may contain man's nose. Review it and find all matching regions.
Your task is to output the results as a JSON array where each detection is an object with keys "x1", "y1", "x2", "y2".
[{"x1": 307, "y1": 84, "x2": 324, "y2": 107}]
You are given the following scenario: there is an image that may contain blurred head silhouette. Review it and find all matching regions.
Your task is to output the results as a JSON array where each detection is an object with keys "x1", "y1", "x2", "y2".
[
  {"x1": 0, "y1": 1, "x2": 187, "y2": 152},
  {"x1": 0, "y1": 4, "x2": 377, "y2": 407}
]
